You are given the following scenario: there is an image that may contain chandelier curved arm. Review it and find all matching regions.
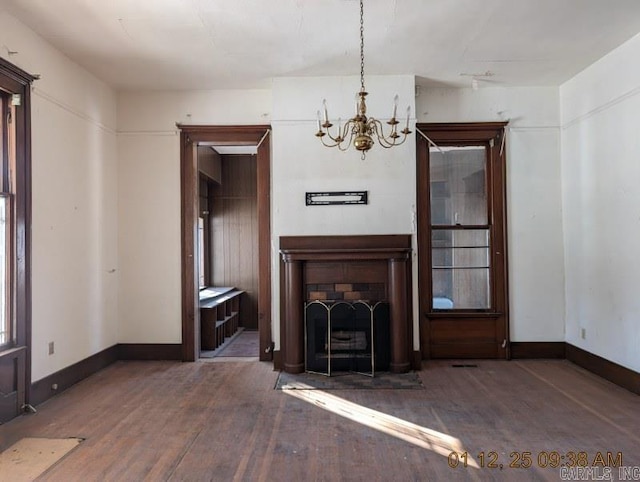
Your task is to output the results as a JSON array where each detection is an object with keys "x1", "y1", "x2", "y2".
[
  {"x1": 337, "y1": 124, "x2": 357, "y2": 151},
  {"x1": 368, "y1": 118, "x2": 412, "y2": 148},
  {"x1": 316, "y1": 119, "x2": 356, "y2": 150}
]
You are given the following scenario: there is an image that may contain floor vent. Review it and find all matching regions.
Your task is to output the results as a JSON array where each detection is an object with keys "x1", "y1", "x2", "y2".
[{"x1": 451, "y1": 364, "x2": 478, "y2": 368}]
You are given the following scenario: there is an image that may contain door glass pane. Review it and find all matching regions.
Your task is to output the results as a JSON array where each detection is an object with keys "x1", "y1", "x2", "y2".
[
  {"x1": 0, "y1": 196, "x2": 7, "y2": 345},
  {"x1": 198, "y1": 217, "x2": 205, "y2": 289},
  {"x1": 430, "y1": 146, "x2": 487, "y2": 225},
  {"x1": 431, "y1": 229, "x2": 491, "y2": 309}
]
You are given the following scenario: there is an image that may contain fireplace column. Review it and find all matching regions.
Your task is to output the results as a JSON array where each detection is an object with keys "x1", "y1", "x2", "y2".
[
  {"x1": 389, "y1": 255, "x2": 410, "y2": 373},
  {"x1": 282, "y1": 256, "x2": 304, "y2": 373}
]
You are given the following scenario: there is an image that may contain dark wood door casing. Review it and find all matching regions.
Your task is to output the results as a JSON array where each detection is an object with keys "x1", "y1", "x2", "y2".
[
  {"x1": 416, "y1": 122, "x2": 509, "y2": 359},
  {"x1": 0, "y1": 58, "x2": 36, "y2": 421},
  {"x1": 179, "y1": 125, "x2": 272, "y2": 362}
]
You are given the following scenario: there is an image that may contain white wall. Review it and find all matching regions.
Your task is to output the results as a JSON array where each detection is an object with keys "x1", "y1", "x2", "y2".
[
  {"x1": 417, "y1": 86, "x2": 566, "y2": 342},
  {"x1": 271, "y1": 76, "x2": 417, "y2": 350},
  {"x1": 116, "y1": 90, "x2": 271, "y2": 342},
  {"x1": 0, "y1": 12, "x2": 118, "y2": 381},
  {"x1": 560, "y1": 33, "x2": 640, "y2": 372}
]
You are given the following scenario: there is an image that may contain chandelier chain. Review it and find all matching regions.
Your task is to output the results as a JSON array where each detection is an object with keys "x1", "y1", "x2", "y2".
[
  {"x1": 315, "y1": 0, "x2": 412, "y2": 157},
  {"x1": 360, "y1": 0, "x2": 365, "y2": 91}
]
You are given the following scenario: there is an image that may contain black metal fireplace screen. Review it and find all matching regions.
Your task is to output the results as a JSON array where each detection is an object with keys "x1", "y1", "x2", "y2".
[{"x1": 305, "y1": 300, "x2": 390, "y2": 377}]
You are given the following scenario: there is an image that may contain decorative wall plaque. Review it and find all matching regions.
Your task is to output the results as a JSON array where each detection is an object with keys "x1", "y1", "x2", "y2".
[{"x1": 305, "y1": 191, "x2": 368, "y2": 206}]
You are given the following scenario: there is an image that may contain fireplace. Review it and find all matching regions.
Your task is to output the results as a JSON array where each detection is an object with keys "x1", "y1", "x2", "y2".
[{"x1": 279, "y1": 235, "x2": 412, "y2": 374}]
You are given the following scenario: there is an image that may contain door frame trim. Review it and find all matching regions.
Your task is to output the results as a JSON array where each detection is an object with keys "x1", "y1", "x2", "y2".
[
  {"x1": 178, "y1": 125, "x2": 272, "y2": 362},
  {"x1": 0, "y1": 58, "x2": 35, "y2": 417}
]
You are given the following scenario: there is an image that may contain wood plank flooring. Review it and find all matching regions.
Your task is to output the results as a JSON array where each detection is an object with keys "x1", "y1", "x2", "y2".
[{"x1": 0, "y1": 359, "x2": 638, "y2": 481}]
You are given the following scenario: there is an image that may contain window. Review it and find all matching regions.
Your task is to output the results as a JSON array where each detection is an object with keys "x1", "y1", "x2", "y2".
[
  {"x1": 0, "y1": 195, "x2": 9, "y2": 345},
  {"x1": 0, "y1": 94, "x2": 16, "y2": 346},
  {"x1": 198, "y1": 175, "x2": 212, "y2": 289},
  {"x1": 430, "y1": 146, "x2": 490, "y2": 310}
]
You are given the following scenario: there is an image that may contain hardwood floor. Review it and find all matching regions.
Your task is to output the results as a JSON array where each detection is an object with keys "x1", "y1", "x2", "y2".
[{"x1": 1, "y1": 360, "x2": 638, "y2": 481}]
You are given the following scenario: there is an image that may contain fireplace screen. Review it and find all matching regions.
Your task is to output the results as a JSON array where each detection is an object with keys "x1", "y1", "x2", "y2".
[{"x1": 305, "y1": 300, "x2": 390, "y2": 377}]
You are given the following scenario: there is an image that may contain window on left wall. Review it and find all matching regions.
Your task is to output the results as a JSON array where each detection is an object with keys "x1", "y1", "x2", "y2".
[
  {"x1": 0, "y1": 195, "x2": 7, "y2": 345},
  {"x1": 198, "y1": 216, "x2": 206, "y2": 289},
  {"x1": 0, "y1": 57, "x2": 34, "y2": 422},
  {"x1": 0, "y1": 95, "x2": 16, "y2": 346},
  {"x1": 198, "y1": 175, "x2": 213, "y2": 289}
]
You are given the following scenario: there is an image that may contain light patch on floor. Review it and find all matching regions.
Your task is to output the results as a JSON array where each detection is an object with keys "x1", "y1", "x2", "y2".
[
  {"x1": 283, "y1": 385, "x2": 479, "y2": 467},
  {"x1": 209, "y1": 356, "x2": 259, "y2": 363},
  {"x1": 0, "y1": 437, "x2": 82, "y2": 481}
]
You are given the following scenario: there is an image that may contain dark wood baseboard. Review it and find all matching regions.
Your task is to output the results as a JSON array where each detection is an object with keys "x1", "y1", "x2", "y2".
[
  {"x1": 566, "y1": 344, "x2": 640, "y2": 395},
  {"x1": 510, "y1": 342, "x2": 566, "y2": 359},
  {"x1": 411, "y1": 350, "x2": 422, "y2": 370},
  {"x1": 118, "y1": 344, "x2": 182, "y2": 361},
  {"x1": 272, "y1": 350, "x2": 283, "y2": 370},
  {"x1": 30, "y1": 345, "x2": 119, "y2": 406}
]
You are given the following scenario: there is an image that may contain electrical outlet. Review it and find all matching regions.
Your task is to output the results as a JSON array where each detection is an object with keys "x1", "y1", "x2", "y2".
[
  {"x1": 48, "y1": 341, "x2": 54, "y2": 355},
  {"x1": 580, "y1": 328, "x2": 586, "y2": 340}
]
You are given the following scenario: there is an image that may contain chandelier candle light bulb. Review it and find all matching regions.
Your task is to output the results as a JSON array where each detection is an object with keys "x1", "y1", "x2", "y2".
[{"x1": 314, "y1": 0, "x2": 411, "y2": 159}]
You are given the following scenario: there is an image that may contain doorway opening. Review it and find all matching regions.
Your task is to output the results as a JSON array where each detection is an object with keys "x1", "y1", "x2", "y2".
[
  {"x1": 179, "y1": 126, "x2": 271, "y2": 363},
  {"x1": 198, "y1": 147, "x2": 258, "y2": 358}
]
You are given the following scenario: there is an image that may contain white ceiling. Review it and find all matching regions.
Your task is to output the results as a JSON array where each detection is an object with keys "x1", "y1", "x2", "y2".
[{"x1": 4, "y1": 0, "x2": 640, "y2": 91}]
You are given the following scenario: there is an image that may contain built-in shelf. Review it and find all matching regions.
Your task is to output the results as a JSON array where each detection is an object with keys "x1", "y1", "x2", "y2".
[{"x1": 200, "y1": 288, "x2": 244, "y2": 351}]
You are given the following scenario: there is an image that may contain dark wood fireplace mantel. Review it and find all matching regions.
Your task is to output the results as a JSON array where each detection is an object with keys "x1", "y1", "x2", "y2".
[
  {"x1": 279, "y1": 235, "x2": 413, "y2": 374},
  {"x1": 280, "y1": 247, "x2": 410, "y2": 262}
]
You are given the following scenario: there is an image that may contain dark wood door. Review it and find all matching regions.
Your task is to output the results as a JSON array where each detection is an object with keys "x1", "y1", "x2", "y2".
[{"x1": 417, "y1": 123, "x2": 509, "y2": 359}]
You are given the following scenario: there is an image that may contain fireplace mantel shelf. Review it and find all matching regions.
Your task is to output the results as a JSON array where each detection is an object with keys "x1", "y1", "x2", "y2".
[{"x1": 280, "y1": 247, "x2": 411, "y2": 262}]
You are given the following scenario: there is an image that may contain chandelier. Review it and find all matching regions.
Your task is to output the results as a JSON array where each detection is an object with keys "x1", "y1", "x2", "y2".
[{"x1": 315, "y1": 0, "x2": 411, "y2": 159}]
